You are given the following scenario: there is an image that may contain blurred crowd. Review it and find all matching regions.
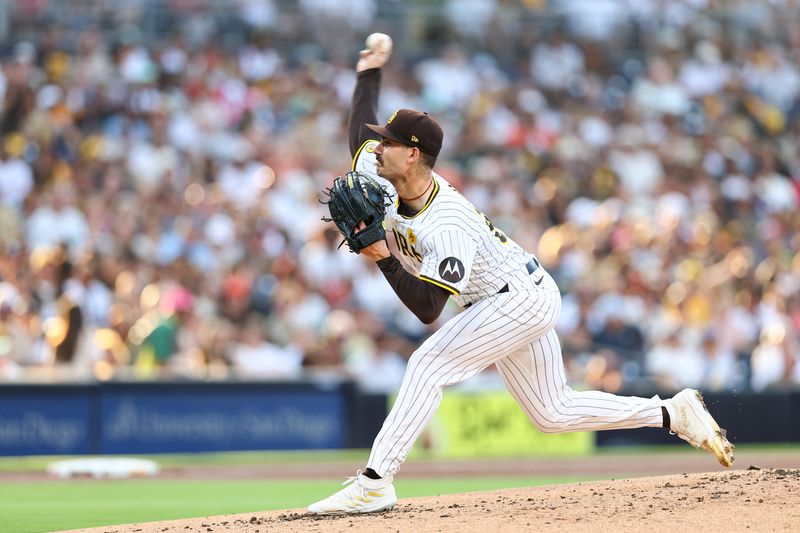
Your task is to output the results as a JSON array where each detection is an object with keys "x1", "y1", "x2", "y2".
[{"x1": 0, "y1": 0, "x2": 798, "y2": 395}]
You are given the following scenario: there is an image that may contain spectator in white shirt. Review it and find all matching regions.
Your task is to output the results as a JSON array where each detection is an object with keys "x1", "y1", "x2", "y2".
[
  {"x1": 0, "y1": 135, "x2": 33, "y2": 211},
  {"x1": 26, "y1": 182, "x2": 89, "y2": 254},
  {"x1": 530, "y1": 31, "x2": 585, "y2": 92}
]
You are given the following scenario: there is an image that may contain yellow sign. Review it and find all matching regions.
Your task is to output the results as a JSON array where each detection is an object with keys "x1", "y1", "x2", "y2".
[
  {"x1": 411, "y1": 390, "x2": 594, "y2": 458},
  {"x1": 407, "y1": 229, "x2": 416, "y2": 245}
]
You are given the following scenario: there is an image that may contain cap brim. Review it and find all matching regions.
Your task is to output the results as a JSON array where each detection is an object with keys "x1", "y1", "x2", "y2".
[{"x1": 365, "y1": 124, "x2": 407, "y2": 145}]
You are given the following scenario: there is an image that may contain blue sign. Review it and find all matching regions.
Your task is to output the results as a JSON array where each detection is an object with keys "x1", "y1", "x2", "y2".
[
  {"x1": 0, "y1": 390, "x2": 92, "y2": 455},
  {"x1": 0, "y1": 383, "x2": 350, "y2": 455},
  {"x1": 98, "y1": 386, "x2": 346, "y2": 453}
]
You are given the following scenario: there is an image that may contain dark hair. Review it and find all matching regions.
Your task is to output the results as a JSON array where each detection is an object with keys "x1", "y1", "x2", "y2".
[{"x1": 418, "y1": 150, "x2": 437, "y2": 169}]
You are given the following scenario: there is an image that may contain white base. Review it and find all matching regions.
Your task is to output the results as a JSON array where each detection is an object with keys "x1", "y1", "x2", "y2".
[{"x1": 47, "y1": 457, "x2": 160, "y2": 479}]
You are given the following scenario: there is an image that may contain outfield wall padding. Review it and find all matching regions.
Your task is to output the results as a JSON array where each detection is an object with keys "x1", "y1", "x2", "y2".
[{"x1": 0, "y1": 381, "x2": 378, "y2": 455}]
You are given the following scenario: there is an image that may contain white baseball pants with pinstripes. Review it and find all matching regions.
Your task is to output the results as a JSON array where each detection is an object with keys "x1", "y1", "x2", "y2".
[{"x1": 367, "y1": 270, "x2": 664, "y2": 478}]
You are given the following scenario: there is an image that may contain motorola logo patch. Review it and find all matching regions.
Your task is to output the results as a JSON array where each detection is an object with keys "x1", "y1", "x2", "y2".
[{"x1": 438, "y1": 257, "x2": 465, "y2": 283}]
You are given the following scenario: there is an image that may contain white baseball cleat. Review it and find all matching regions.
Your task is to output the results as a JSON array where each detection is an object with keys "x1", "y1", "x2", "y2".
[
  {"x1": 666, "y1": 388, "x2": 734, "y2": 467},
  {"x1": 307, "y1": 471, "x2": 397, "y2": 515}
]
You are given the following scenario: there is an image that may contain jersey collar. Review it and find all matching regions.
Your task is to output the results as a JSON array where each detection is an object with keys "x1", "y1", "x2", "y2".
[{"x1": 396, "y1": 178, "x2": 439, "y2": 219}]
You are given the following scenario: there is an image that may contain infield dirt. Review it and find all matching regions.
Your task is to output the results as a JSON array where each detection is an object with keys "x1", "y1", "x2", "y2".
[{"x1": 65, "y1": 467, "x2": 800, "y2": 533}]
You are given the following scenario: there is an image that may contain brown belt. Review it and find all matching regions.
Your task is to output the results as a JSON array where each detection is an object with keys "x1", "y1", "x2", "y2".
[{"x1": 465, "y1": 258, "x2": 540, "y2": 308}]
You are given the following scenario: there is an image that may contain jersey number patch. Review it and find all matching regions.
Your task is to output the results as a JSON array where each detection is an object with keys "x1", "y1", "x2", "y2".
[{"x1": 482, "y1": 214, "x2": 508, "y2": 244}]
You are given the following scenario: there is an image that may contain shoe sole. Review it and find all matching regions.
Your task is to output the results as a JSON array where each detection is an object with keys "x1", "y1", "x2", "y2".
[
  {"x1": 687, "y1": 390, "x2": 735, "y2": 467},
  {"x1": 308, "y1": 502, "x2": 396, "y2": 516}
]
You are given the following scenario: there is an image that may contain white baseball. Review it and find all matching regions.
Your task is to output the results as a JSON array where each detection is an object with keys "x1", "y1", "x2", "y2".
[{"x1": 366, "y1": 32, "x2": 392, "y2": 54}]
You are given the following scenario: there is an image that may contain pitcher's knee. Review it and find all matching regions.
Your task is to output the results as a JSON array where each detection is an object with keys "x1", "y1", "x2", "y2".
[
  {"x1": 527, "y1": 411, "x2": 573, "y2": 434},
  {"x1": 525, "y1": 397, "x2": 579, "y2": 433}
]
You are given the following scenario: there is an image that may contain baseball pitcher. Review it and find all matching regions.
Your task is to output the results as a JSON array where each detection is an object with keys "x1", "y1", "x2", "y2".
[{"x1": 309, "y1": 34, "x2": 734, "y2": 515}]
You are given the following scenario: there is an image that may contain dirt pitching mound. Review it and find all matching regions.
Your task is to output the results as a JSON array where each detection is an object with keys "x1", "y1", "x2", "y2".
[{"x1": 70, "y1": 468, "x2": 800, "y2": 533}]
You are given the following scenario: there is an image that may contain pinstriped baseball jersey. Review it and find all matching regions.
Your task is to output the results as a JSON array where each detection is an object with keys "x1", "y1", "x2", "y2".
[
  {"x1": 353, "y1": 139, "x2": 532, "y2": 307},
  {"x1": 340, "y1": 136, "x2": 670, "y2": 484}
]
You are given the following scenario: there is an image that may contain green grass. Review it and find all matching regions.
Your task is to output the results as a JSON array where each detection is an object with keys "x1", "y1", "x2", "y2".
[
  {"x1": 0, "y1": 475, "x2": 594, "y2": 533},
  {"x1": 0, "y1": 449, "x2": 370, "y2": 473},
  {"x1": 0, "y1": 443, "x2": 796, "y2": 472}
]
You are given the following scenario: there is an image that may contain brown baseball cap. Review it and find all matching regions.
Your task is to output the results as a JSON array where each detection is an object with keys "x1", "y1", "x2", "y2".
[{"x1": 366, "y1": 109, "x2": 444, "y2": 157}]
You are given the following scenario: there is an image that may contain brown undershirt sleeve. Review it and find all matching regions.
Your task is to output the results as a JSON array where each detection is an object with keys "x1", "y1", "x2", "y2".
[
  {"x1": 349, "y1": 68, "x2": 382, "y2": 158},
  {"x1": 376, "y1": 255, "x2": 451, "y2": 324}
]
